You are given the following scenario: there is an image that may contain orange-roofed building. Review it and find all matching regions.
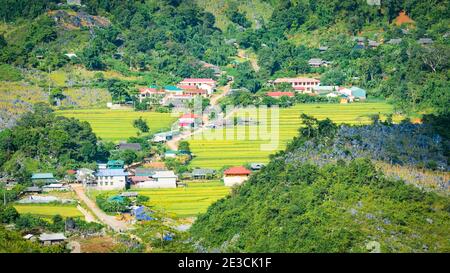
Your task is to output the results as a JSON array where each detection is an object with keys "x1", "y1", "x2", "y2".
[{"x1": 223, "y1": 166, "x2": 251, "y2": 187}]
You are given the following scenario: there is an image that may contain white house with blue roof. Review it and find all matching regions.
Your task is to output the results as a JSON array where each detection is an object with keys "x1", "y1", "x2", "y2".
[{"x1": 94, "y1": 169, "x2": 130, "y2": 190}]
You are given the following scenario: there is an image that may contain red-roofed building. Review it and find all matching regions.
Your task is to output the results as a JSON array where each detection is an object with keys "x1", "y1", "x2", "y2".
[
  {"x1": 138, "y1": 87, "x2": 165, "y2": 103},
  {"x1": 179, "y1": 78, "x2": 217, "y2": 95},
  {"x1": 179, "y1": 113, "x2": 201, "y2": 128},
  {"x1": 267, "y1": 92, "x2": 295, "y2": 98},
  {"x1": 183, "y1": 89, "x2": 208, "y2": 97},
  {"x1": 223, "y1": 166, "x2": 251, "y2": 187},
  {"x1": 273, "y1": 78, "x2": 320, "y2": 93}
]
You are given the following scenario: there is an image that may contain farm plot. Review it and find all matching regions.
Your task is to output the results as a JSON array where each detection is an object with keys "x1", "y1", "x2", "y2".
[
  {"x1": 188, "y1": 102, "x2": 402, "y2": 169},
  {"x1": 57, "y1": 109, "x2": 178, "y2": 142},
  {"x1": 137, "y1": 181, "x2": 230, "y2": 218},
  {"x1": 89, "y1": 182, "x2": 230, "y2": 218},
  {"x1": 13, "y1": 204, "x2": 83, "y2": 218}
]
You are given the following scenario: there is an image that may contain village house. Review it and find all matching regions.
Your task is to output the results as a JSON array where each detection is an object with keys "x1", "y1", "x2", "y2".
[
  {"x1": 191, "y1": 168, "x2": 216, "y2": 180},
  {"x1": 308, "y1": 58, "x2": 329, "y2": 68},
  {"x1": 223, "y1": 166, "x2": 252, "y2": 187},
  {"x1": 152, "y1": 132, "x2": 172, "y2": 143},
  {"x1": 151, "y1": 171, "x2": 178, "y2": 188},
  {"x1": 31, "y1": 173, "x2": 57, "y2": 185},
  {"x1": 94, "y1": 169, "x2": 129, "y2": 190},
  {"x1": 199, "y1": 61, "x2": 222, "y2": 77},
  {"x1": 164, "y1": 85, "x2": 184, "y2": 95},
  {"x1": 24, "y1": 186, "x2": 43, "y2": 194},
  {"x1": 350, "y1": 87, "x2": 367, "y2": 100},
  {"x1": 178, "y1": 78, "x2": 217, "y2": 94},
  {"x1": 39, "y1": 233, "x2": 67, "y2": 245},
  {"x1": 107, "y1": 160, "x2": 125, "y2": 169},
  {"x1": 312, "y1": 86, "x2": 339, "y2": 95},
  {"x1": 266, "y1": 92, "x2": 295, "y2": 99},
  {"x1": 272, "y1": 78, "x2": 321, "y2": 93},
  {"x1": 164, "y1": 150, "x2": 178, "y2": 158},
  {"x1": 138, "y1": 86, "x2": 165, "y2": 103},
  {"x1": 338, "y1": 87, "x2": 353, "y2": 97},
  {"x1": 163, "y1": 94, "x2": 193, "y2": 108},
  {"x1": 130, "y1": 169, "x2": 177, "y2": 189},
  {"x1": 319, "y1": 46, "x2": 329, "y2": 52},
  {"x1": 178, "y1": 113, "x2": 201, "y2": 128},
  {"x1": 418, "y1": 38, "x2": 433, "y2": 46},
  {"x1": 387, "y1": 38, "x2": 402, "y2": 45},
  {"x1": 42, "y1": 183, "x2": 69, "y2": 192},
  {"x1": 116, "y1": 143, "x2": 142, "y2": 152},
  {"x1": 368, "y1": 40, "x2": 381, "y2": 48},
  {"x1": 180, "y1": 87, "x2": 209, "y2": 98}
]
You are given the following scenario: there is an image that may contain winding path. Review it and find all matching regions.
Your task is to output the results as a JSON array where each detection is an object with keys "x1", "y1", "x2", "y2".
[{"x1": 71, "y1": 184, "x2": 130, "y2": 232}]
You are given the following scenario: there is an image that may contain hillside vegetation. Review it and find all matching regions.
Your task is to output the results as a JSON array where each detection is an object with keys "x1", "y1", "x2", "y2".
[{"x1": 191, "y1": 117, "x2": 450, "y2": 252}]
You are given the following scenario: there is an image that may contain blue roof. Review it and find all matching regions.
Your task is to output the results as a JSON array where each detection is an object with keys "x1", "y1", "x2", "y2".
[
  {"x1": 133, "y1": 206, "x2": 145, "y2": 215},
  {"x1": 350, "y1": 87, "x2": 367, "y2": 98},
  {"x1": 31, "y1": 173, "x2": 54, "y2": 179},
  {"x1": 164, "y1": 86, "x2": 182, "y2": 91},
  {"x1": 136, "y1": 213, "x2": 155, "y2": 221},
  {"x1": 163, "y1": 235, "x2": 173, "y2": 241},
  {"x1": 95, "y1": 169, "x2": 129, "y2": 177}
]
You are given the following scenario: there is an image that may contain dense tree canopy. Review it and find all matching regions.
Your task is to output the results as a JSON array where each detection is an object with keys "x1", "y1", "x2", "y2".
[{"x1": 0, "y1": 103, "x2": 103, "y2": 182}]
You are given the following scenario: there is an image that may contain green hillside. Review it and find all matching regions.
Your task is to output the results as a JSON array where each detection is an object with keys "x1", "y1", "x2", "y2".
[{"x1": 191, "y1": 118, "x2": 450, "y2": 252}]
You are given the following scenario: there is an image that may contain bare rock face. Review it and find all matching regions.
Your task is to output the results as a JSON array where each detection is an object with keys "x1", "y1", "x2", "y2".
[{"x1": 48, "y1": 10, "x2": 111, "y2": 30}]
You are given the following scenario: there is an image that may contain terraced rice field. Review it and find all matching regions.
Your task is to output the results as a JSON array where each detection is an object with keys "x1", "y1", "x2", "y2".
[
  {"x1": 57, "y1": 109, "x2": 178, "y2": 142},
  {"x1": 188, "y1": 102, "x2": 402, "y2": 169},
  {"x1": 137, "y1": 182, "x2": 230, "y2": 218},
  {"x1": 13, "y1": 204, "x2": 83, "y2": 218},
  {"x1": 89, "y1": 182, "x2": 230, "y2": 218}
]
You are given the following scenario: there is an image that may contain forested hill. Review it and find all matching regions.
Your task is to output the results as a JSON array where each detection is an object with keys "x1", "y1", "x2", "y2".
[
  {"x1": 0, "y1": 0, "x2": 449, "y2": 115},
  {"x1": 190, "y1": 117, "x2": 450, "y2": 252}
]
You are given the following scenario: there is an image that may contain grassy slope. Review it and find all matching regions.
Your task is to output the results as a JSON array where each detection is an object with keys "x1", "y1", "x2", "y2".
[
  {"x1": 195, "y1": 0, "x2": 274, "y2": 30},
  {"x1": 57, "y1": 109, "x2": 178, "y2": 142},
  {"x1": 188, "y1": 102, "x2": 402, "y2": 169}
]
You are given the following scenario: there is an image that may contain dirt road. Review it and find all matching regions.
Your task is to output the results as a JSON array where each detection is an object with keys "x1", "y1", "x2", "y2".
[
  {"x1": 77, "y1": 205, "x2": 98, "y2": 223},
  {"x1": 166, "y1": 81, "x2": 234, "y2": 150},
  {"x1": 71, "y1": 184, "x2": 129, "y2": 232}
]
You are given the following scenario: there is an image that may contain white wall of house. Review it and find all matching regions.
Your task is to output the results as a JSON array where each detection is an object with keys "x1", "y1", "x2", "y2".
[
  {"x1": 95, "y1": 176, "x2": 127, "y2": 190},
  {"x1": 224, "y1": 175, "x2": 249, "y2": 187},
  {"x1": 132, "y1": 179, "x2": 177, "y2": 189}
]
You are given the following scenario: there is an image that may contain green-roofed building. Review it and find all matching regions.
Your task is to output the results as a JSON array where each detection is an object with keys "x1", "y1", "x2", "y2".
[
  {"x1": 107, "y1": 160, "x2": 125, "y2": 169},
  {"x1": 31, "y1": 173, "x2": 57, "y2": 185},
  {"x1": 164, "y1": 85, "x2": 183, "y2": 95}
]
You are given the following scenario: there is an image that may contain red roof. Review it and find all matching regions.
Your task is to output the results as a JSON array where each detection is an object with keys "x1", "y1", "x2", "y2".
[
  {"x1": 180, "y1": 78, "x2": 216, "y2": 84},
  {"x1": 224, "y1": 166, "x2": 251, "y2": 175},
  {"x1": 180, "y1": 113, "x2": 200, "y2": 119},
  {"x1": 267, "y1": 92, "x2": 294, "y2": 97},
  {"x1": 67, "y1": 170, "x2": 76, "y2": 175},
  {"x1": 178, "y1": 85, "x2": 200, "y2": 90},
  {"x1": 139, "y1": 87, "x2": 162, "y2": 94}
]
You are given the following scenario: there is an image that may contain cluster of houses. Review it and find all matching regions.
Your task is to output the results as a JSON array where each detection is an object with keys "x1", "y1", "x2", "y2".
[
  {"x1": 138, "y1": 78, "x2": 217, "y2": 108},
  {"x1": 268, "y1": 77, "x2": 367, "y2": 102}
]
